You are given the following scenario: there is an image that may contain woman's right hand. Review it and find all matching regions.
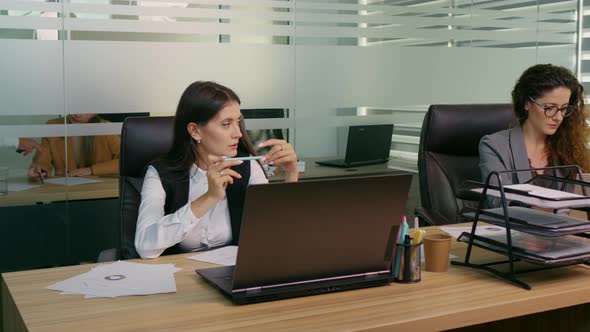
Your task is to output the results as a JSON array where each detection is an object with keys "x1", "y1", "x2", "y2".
[
  {"x1": 205, "y1": 156, "x2": 243, "y2": 201},
  {"x1": 28, "y1": 164, "x2": 47, "y2": 181}
]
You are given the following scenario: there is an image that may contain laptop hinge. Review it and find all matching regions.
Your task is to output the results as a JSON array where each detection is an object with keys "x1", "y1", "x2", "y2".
[
  {"x1": 245, "y1": 287, "x2": 262, "y2": 295},
  {"x1": 364, "y1": 272, "x2": 381, "y2": 280}
]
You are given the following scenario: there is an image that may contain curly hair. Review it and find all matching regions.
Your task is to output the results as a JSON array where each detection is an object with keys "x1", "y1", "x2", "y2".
[{"x1": 512, "y1": 64, "x2": 590, "y2": 174}]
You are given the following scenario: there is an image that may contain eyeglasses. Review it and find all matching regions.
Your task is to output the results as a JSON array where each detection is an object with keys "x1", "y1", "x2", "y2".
[{"x1": 528, "y1": 96, "x2": 577, "y2": 118}]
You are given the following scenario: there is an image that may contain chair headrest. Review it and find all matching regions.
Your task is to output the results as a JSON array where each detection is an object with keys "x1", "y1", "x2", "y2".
[
  {"x1": 420, "y1": 104, "x2": 515, "y2": 156},
  {"x1": 120, "y1": 116, "x2": 175, "y2": 177}
]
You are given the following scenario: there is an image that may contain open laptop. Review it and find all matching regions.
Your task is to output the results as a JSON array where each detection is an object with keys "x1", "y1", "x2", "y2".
[
  {"x1": 315, "y1": 124, "x2": 394, "y2": 168},
  {"x1": 196, "y1": 174, "x2": 412, "y2": 304}
]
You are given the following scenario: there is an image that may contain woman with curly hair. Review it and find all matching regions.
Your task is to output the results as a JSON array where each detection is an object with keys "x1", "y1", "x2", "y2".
[{"x1": 479, "y1": 64, "x2": 590, "y2": 186}]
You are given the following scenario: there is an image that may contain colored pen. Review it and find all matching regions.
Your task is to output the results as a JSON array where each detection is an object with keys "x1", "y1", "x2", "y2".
[
  {"x1": 391, "y1": 221, "x2": 403, "y2": 275},
  {"x1": 393, "y1": 217, "x2": 408, "y2": 278},
  {"x1": 403, "y1": 235, "x2": 412, "y2": 281},
  {"x1": 37, "y1": 171, "x2": 45, "y2": 184},
  {"x1": 223, "y1": 156, "x2": 264, "y2": 162},
  {"x1": 410, "y1": 229, "x2": 425, "y2": 262}
]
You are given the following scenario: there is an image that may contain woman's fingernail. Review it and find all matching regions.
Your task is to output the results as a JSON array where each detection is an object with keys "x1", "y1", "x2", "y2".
[
  {"x1": 257, "y1": 143, "x2": 264, "y2": 147},
  {"x1": 237, "y1": 160, "x2": 244, "y2": 164},
  {"x1": 261, "y1": 156, "x2": 266, "y2": 162}
]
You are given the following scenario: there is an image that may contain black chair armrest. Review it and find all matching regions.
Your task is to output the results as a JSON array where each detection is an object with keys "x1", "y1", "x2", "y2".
[
  {"x1": 456, "y1": 187, "x2": 481, "y2": 201},
  {"x1": 414, "y1": 207, "x2": 450, "y2": 226},
  {"x1": 97, "y1": 248, "x2": 119, "y2": 262}
]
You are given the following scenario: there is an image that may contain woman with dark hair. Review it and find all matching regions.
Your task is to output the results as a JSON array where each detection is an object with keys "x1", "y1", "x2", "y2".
[
  {"x1": 479, "y1": 64, "x2": 590, "y2": 187},
  {"x1": 135, "y1": 81, "x2": 298, "y2": 259},
  {"x1": 28, "y1": 113, "x2": 120, "y2": 179}
]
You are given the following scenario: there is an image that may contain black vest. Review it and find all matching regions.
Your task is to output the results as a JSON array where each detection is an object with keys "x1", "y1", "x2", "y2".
[{"x1": 151, "y1": 150, "x2": 251, "y2": 255}]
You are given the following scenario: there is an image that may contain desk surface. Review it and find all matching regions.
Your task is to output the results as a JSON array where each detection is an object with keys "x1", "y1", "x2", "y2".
[
  {"x1": 0, "y1": 158, "x2": 411, "y2": 205},
  {"x1": 292, "y1": 157, "x2": 413, "y2": 181},
  {"x1": 4, "y1": 226, "x2": 590, "y2": 332},
  {"x1": 0, "y1": 176, "x2": 119, "y2": 206}
]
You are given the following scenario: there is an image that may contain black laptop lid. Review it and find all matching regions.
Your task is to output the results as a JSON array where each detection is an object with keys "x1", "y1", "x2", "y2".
[
  {"x1": 232, "y1": 174, "x2": 412, "y2": 290},
  {"x1": 344, "y1": 124, "x2": 394, "y2": 164}
]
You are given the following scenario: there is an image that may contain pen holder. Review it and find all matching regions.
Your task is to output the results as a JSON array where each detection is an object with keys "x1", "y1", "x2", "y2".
[{"x1": 393, "y1": 241, "x2": 422, "y2": 283}]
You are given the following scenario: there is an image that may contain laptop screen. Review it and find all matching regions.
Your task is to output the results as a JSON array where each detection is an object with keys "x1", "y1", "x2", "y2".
[
  {"x1": 232, "y1": 174, "x2": 412, "y2": 290},
  {"x1": 345, "y1": 124, "x2": 394, "y2": 164}
]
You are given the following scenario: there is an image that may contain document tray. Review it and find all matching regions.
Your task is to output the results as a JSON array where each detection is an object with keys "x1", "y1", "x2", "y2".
[
  {"x1": 457, "y1": 230, "x2": 590, "y2": 264},
  {"x1": 461, "y1": 207, "x2": 590, "y2": 237}
]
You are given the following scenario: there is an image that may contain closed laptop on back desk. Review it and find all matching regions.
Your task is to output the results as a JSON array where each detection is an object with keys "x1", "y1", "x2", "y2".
[
  {"x1": 196, "y1": 174, "x2": 412, "y2": 304},
  {"x1": 315, "y1": 124, "x2": 394, "y2": 168}
]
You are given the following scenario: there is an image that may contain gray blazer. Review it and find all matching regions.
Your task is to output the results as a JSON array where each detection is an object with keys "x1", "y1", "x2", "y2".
[{"x1": 479, "y1": 126, "x2": 533, "y2": 186}]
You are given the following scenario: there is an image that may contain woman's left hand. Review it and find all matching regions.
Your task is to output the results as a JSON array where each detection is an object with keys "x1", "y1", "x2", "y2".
[
  {"x1": 68, "y1": 167, "x2": 92, "y2": 177},
  {"x1": 258, "y1": 139, "x2": 298, "y2": 182}
]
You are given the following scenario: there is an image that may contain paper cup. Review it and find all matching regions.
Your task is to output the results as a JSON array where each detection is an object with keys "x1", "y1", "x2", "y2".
[{"x1": 423, "y1": 233, "x2": 452, "y2": 272}]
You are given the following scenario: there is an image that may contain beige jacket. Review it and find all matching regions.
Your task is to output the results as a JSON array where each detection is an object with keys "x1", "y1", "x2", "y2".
[{"x1": 33, "y1": 118, "x2": 120, "y2": 176}]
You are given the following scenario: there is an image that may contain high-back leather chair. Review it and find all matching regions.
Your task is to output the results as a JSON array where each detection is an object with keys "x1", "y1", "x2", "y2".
[
  {"x1": 416, "y1": 104, "x2": 515, "y2": 225},
  {"x1": 119, "y1": 116, "x2": 175, "y2": 259}
]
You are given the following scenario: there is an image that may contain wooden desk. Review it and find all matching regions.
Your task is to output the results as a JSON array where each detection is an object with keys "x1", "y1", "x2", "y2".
[
  {"x1": 0, "y1": 176, "x2": 119, "y2": 206},
  {"x1": 271, "y1": 157, "x2": 414, "y2": 182},
  {"x1": 3, "y1": 226, "x2": 590, "y2": 332}
]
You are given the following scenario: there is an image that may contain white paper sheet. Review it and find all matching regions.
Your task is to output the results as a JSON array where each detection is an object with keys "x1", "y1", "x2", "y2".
[
  {"x1": 471, "y1": 187, "x2": 590, "y2": 209},
  {"x1": 47, "y1": 261, "x2": 181, "y2": 298},
  {"x1": 504, "y1": 184, "x2": 584, "y2": 200},
  {"x1": 187, "y1": 246, "x2": 238, "y2": 266},
  {"x1": 7, "y1": 183, "x2": 40, "y2": 192},
  {"x1": 44, "y1": 177, "x2": 102, "y2": 186},
  {"x1": 440, "y1": 226, "x2": 506, "y2": 239}
]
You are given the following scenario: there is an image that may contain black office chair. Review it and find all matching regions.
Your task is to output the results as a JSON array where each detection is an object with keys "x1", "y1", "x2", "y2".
[
  {"x1": 415, "y1": 104, "x2": 515, "y2": 226},
  {"x1": 119, "y1": 116, "x2": 175, "y2": 259},
  {"x1": 98, "y1": 116, "x2": 175, "y2": 261}
]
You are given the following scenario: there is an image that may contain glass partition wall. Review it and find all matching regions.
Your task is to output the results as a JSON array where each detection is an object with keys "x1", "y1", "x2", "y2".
[{"x1": 0, "y1": 0, "x2": 580, "y2": 272}]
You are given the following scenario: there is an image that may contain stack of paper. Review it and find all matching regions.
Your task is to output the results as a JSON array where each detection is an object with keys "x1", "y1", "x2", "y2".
[
  {"x1": 44, "y1": 177, "x2": 102, "y2": 186},
  {"x1": 47, "y1": 261, "x2": 181, "y2": 299},
  {"x1": 187, "y1": 246, "x2": 238, "y2": 266}
]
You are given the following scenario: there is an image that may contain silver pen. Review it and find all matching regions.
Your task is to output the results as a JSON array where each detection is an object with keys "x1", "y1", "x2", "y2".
[{"x1": 223, "y1": 156, "x2": 264, "y2": 161}]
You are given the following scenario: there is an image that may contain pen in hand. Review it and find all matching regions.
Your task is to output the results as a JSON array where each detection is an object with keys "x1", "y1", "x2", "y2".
[{"x1": 37, "y1": 170, "x2": 45, "y2": 184}]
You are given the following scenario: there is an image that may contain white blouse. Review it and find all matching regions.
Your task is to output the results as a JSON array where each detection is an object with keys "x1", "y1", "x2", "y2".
[{"x1": 135, "y1": 161, "x2": 268, "y2": 259}]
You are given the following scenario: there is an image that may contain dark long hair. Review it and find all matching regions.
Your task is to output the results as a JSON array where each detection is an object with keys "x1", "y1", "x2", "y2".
[
  {"x1": 512, "y1": 64, "x2": 590, "y2": 173},
  {"x1": 161, "y1": 81, "x2": 257, "y2": 173}
]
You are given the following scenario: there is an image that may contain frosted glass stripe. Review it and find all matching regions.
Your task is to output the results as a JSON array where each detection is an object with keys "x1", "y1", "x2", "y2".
[
  {"x1": 0, "y1": 119, "x2": 294, "y2": 138},
  {"x1": 0, "y1": 123, "x2": 122, "y2": 138},
  {"x1": 0, "y1": 16, "x2": 61, "y2": 30},
  {"x1": 2, "y1": 19, "x2": 573, "y2": 44},
  {"x1": 65, "y1": 4, "x2": 294, "y2": 21},
  {"x1": 294, "y1": 2, "x2": 575, "y2": 20},
  {"x1": 478, "y1": 0, "x2": 576, "y2": 12},
  {"x1": 292, "y1": 26, "x2": 572, "y2": 43},
  {"x1": 58, "y1": 19, "x2": 572, "y2": 44},
  {"x1": 1, "y1": 1, "x2": 62, "y2": 12},
  {"x1": 293, "y1": 14, "x2": 574, "y2": 31},
  {"x1": 64, "y1": 19, "x2": 294, "y2": 35},
  {"x1": 71, "y1": 0, "x2": 295, "y2": 8}
]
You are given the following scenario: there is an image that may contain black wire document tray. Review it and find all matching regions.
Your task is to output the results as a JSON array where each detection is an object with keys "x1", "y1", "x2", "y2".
[
  {"x1": 454, "y1": 165, "x2": 590, "y2": 290},
  {"x1": 462, "y1": 207, "x2": 590, "y2": 236},
  {"x1": 457, "y1": 231, "x2": 590, "y2": 265},
  {"x1": 465, "y1": 174, "x2": 590, "y2": 208}
]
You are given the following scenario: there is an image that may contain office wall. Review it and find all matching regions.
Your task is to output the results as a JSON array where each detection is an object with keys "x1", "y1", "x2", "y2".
[
  {"x1": 1, "y1": 0, "x2": 579, "y2": 159},
  {"x1": 0, "y1": 0, "x2": 580, "y2": 271}
]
